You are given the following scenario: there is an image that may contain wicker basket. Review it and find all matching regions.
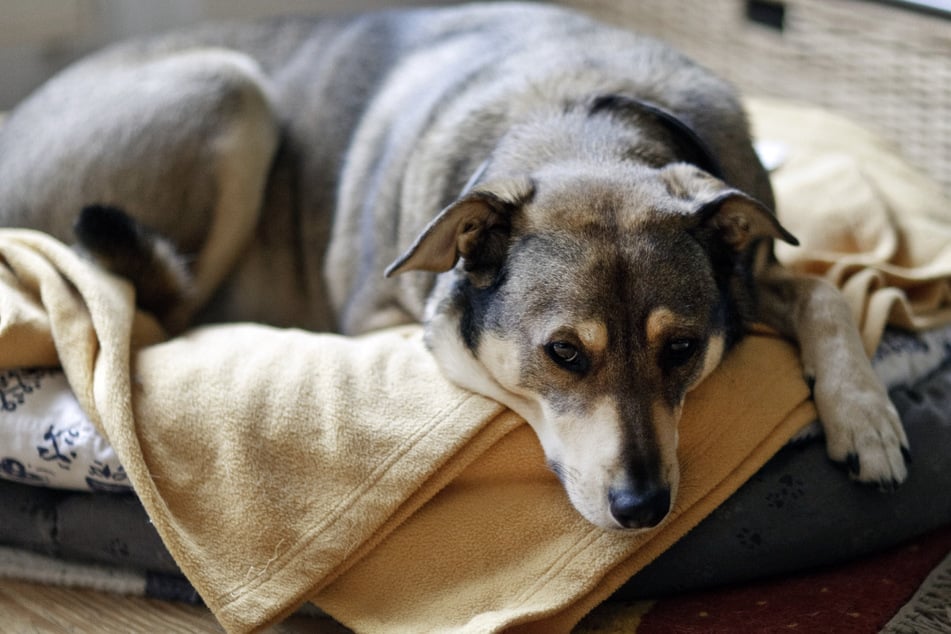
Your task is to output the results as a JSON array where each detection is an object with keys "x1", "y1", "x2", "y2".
[{"x1": 562, "y1": 0, "x2": 951, "y2": 197}]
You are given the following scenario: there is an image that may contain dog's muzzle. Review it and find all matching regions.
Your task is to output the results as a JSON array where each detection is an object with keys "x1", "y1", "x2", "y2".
[{"x1": 608, "y1": 484, "x2": 671, "y2": 529}]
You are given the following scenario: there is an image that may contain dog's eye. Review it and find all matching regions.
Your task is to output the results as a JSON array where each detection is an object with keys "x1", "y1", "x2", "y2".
[
  {"x1": 546, "y1": 341, "x2": 586, "y2": 372},
  {"x1": 663, "y1": 338, "x2": 700, "y2": 369},
  {"x1": 550, "y1": 341, "x2": 579, "y2": 363}
]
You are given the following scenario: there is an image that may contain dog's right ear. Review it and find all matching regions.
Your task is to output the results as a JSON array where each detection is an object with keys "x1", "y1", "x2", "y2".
[
  {"x1": 661, "y1": 163, "x2": 798, "y2": 250},
  {"x1": 385, "y1": 176, "x2": 534, "y2": 280}
]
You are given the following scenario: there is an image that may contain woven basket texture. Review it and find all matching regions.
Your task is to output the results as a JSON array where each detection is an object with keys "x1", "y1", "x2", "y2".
[{"x1": 563, "y1": 0, "x2": 951, "y2": 196}]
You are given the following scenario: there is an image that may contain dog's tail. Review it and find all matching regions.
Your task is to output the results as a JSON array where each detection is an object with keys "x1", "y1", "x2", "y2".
[{"x1": 74, "y1": 204, "x2": 193, "y2": 330}]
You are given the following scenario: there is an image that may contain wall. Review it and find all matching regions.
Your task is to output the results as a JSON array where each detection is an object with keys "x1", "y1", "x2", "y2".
[{"x1": 0, "y1": 0, "x2": 438, "y2": 109}]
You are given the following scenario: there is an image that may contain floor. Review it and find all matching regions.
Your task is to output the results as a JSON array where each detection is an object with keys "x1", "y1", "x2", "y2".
[{"x1": 0, "y1": 579, "x2": 351, "y2": 633}]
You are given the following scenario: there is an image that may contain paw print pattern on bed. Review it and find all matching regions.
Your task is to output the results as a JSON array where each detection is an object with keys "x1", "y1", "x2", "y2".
[{"x1": 0, "y1": 368, "x2": 129, "y2": 492}]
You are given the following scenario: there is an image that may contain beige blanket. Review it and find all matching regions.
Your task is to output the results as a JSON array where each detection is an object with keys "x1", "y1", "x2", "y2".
[
  {"x1": 754, "y1": 99, "x2": 951, "y2": 353},
  {"x1": 1, "y1": 100, "x2": 948, "y2": 633}
]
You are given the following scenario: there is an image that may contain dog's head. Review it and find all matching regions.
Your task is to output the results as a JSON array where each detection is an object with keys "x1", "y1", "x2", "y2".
[{"x1": 387, "y1": 162, "x2": 797, "y2": 530}]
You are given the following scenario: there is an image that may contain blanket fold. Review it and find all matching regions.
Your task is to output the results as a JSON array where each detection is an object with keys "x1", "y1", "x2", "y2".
[
  {"x1": 0, "y1": 227, "x2": 817, "y2": 633},
  {"x1": 1, "y1": 100, "x2": 949, "y2": 633},
  {"x1": 750, "y1": 99, "x2": 951, "y2": 354}
]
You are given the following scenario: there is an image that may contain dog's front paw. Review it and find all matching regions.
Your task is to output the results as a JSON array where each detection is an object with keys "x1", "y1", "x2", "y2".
[{"x1": 809, "y1": 367, "x2": 910, "y2": 490}]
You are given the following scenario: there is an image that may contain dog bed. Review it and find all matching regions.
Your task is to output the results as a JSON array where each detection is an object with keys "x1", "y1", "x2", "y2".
[
  {"x1": 1, "y1": 99, "x2": 950, "y2": 632},
  {"x1": 2, "y1": 324, "x2": 950, "y2": 600}
]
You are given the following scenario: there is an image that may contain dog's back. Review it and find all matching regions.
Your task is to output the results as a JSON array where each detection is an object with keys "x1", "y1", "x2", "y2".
[{"x1": 0, "y1": 3, "x2": 769, "y2": 332}]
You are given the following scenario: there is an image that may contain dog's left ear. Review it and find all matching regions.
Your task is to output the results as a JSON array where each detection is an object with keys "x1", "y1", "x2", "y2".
[
  {"x1": 385, "y1": 176, "x2": 534, "y2": 278},
  {"x1": 663, "y1": 163, "x2": 798, "y2": 251}
]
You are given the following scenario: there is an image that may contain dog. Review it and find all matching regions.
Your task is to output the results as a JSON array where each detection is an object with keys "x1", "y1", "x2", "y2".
[{"x1": 0, "y1": 2, "x2": 909, "y2": 530}]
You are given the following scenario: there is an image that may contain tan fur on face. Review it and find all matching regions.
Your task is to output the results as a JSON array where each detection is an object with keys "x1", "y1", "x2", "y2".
[
  {"x1": 693, "y1": 334, "x2": 725, "y2": 390},
  {"x1": 576, "y1": 320, "x2": 608, "y2": 354},
  {"x1": 645, "y1": 307, "x2": 684, "y2": 348}
]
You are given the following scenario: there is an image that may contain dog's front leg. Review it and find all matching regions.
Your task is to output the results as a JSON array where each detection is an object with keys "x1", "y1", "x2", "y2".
[{"x1": 756, "y1": 262, "x2": 910, "y2": 489}]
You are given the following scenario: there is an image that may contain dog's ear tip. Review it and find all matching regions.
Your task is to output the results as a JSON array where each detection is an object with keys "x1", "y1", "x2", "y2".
[
  {"x1": 382, "y1": 255, "x2": 426, "y2": 277},
  {"x1": 701, "y1": 190, "x2": 799, "y2": 251},
  {"x1": 766, "y1": 210, "x2": 799, "y2": 246},
  {"x1": 782, "y1": 231, "x2": 801, "y2": 247},
  {"x1": 383, "y1": 259, "x2": 402, "y2": 278},
  {"x1": 384, "y1": 242, "x2": 461, "y2": 277}
]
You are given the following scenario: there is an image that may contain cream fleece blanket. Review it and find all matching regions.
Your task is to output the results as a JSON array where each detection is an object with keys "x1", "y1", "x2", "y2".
[
  {"x1": 753, "y1": 99, "x2": 951, "y2": 354},
  {"x1": 0, "y1": 100, "x2": 949, "y2": 633}
]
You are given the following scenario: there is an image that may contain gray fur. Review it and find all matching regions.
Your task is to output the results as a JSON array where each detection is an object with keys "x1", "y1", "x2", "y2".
[{"x1": 0, "y1": 3, "x2": 908, "y2": 531}]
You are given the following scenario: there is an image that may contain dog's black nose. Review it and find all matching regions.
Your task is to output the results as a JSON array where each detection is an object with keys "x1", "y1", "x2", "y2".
[{"x1": 609, "y1": 486, "x2": 671, "y2": 529}]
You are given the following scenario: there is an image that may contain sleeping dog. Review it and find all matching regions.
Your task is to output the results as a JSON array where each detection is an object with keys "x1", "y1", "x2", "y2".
[{"x1": 0, "y1": 3, "x2": 909, "y2": 530}]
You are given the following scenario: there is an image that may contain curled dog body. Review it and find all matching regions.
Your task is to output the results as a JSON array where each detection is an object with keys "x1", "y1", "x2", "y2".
[{"x1": 0, "y1": 3, "x2": 908, "y2": 530}]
